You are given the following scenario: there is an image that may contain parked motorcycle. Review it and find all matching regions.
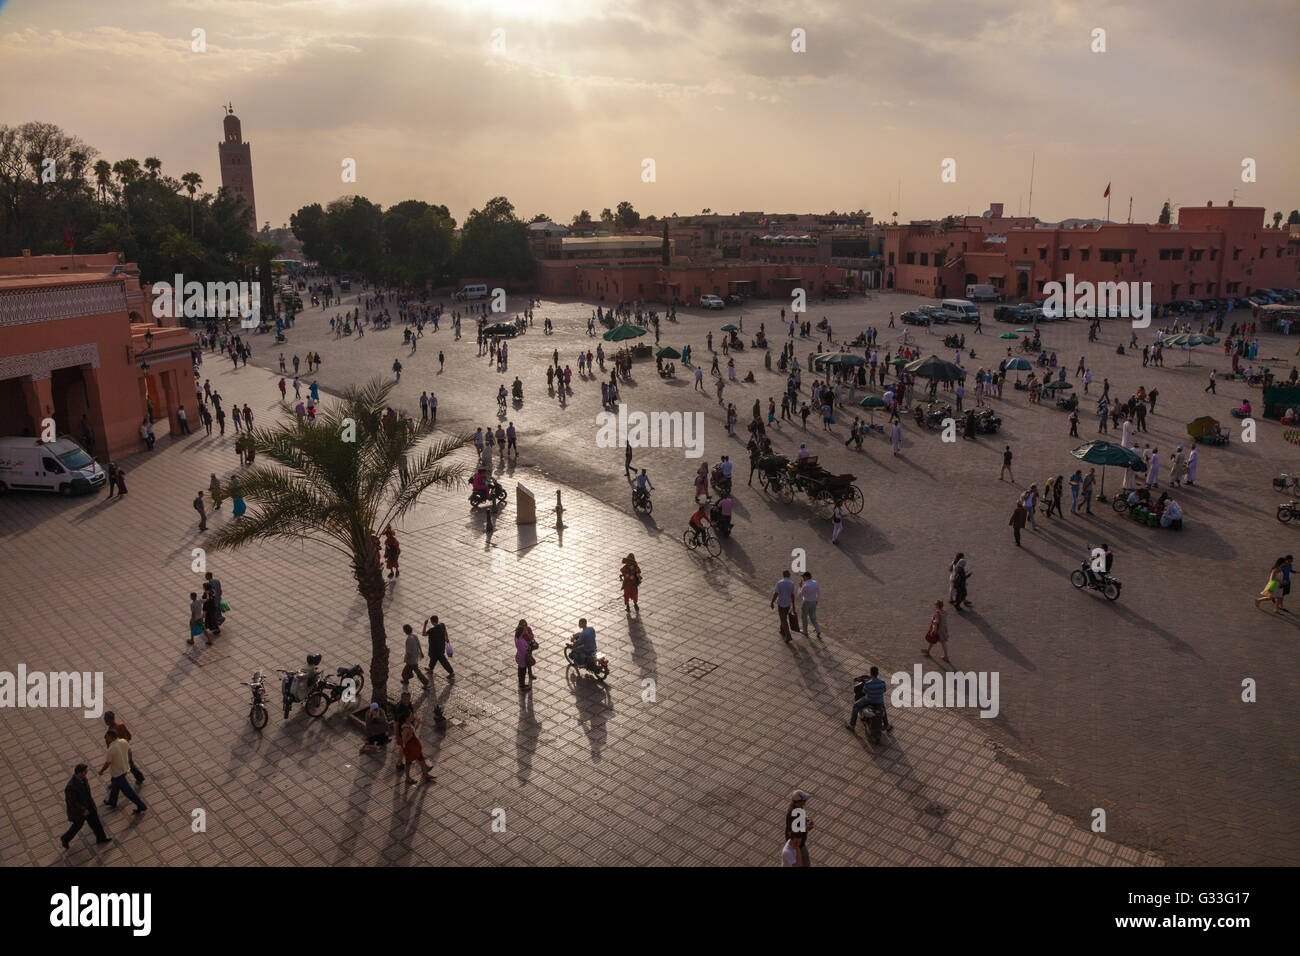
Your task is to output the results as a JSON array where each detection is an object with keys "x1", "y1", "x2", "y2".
[
  {"x1": 1277, "y1": 500, "x2": 1300, "y2": 524},
  {"x1": 564, "y1": 641, "x2": 610, "y2": 681},
  {"x1": 240, "y1": 671, "x2": 269, "y2": 730},
  {"x1": 278, "y1": 654, "x2": 322, "y2": 718},
  {"x1": 1069, "y1": 562, "x2": 1122, "y2": 601},
  {"x1": 305, "y1": 664, "x2": 366, "y2": 717}
]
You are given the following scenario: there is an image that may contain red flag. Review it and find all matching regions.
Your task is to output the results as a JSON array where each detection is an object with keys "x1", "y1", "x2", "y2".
[
  {"x1": 63, "y1": 228, "x2": 73, "y2": 249},
  {"x1": 1103, "y1": 183, "x2": 1111, "y2": 199}
]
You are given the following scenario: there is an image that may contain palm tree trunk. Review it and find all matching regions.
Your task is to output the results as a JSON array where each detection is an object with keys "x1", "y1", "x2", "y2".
[{"x1": 356, "y1": 564, "x2": 391, "y2": 706}]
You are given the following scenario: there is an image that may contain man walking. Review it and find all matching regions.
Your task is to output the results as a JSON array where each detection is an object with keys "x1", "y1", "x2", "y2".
[
  {"x1": 1000, "y1": 445, "x2": 1014, "y2": 482},
  {"x1": 98, "y1": 730, "x2": 146, "y2": 813},
  {"x1": 771, "y1": 570, "x2": 797, "y2": 643},
  {"x1": 1009, "y1": 499, "x2": 1027, "y2": 546},
  {"x1": 102, "y1": 712, "x2": 145, "y2": 787},
  {"x1": 193, "y1": 490, "x2": 207, "y2": 532},
  {"x1": 422, "y1": 616, "x2": 455, "y2": 681},
  {"x1": 61, "y1": 764, "x2": 112, "y2": 849},
  {"x1": 400, "y1": 624, "x2": 429, "y2": 687},
  {"x1": 625, "y1": 439, "x2": 633, "y2": 477},
  {"x1": 798, "y1": 572, "x2": 823, "y2": 638},
  {"x1": 1082, "y1": 468, "x2": 1096, "y2": 514},
  {"x1": 1205, "y1": 369, "x2": 1216, "y2": 394}
]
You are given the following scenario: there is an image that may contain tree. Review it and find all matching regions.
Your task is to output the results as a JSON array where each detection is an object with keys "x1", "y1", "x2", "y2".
[
  {"x1": 1158, "y1": 201, "x2": 1172, "y2": 224},
  {"x1": 599, "y1": 207, "x2": 614, "y2": 225},
  {"x1": 1288, "y1": 210, "x2": 1300, "y2": 226},
  {"x1": 616, "y1": 201, "x2": 640, "y2": 231},
  {"x1": 205, "y1": 380, "x2": 466, "y2": 707},
  {"x1": 290, "y1": 202, "x2": 330, "y2": 268},
  {"x1": 529, "y1": 213, "x2": 551, "y2": 223},
  {"x1": 572, "y1": 209, "x2": 592, "y2": 228},
  {"x1": 93, "y1": 160, "x2": 112, "y2": 205},
  {"x1": 180, "y1": 172, "x2": 203, "y2": 237},
  {"x1": 144, "y1": 157, "x2": 162, "y2": 179},
  {"x1": 456, "y1": 195, "x2": 534, "y2": 280},
  {"x1": 381, "y1": 199, "x2": 456, "y2": 285},
  {"x1": 1272, "y1": 211, "x2": 1283, "y2": 229}
]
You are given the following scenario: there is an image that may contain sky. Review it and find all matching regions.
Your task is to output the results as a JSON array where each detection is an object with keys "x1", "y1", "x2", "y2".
[{"x1": 2, "y1": 0, "x2": 1297, "y2": 229}]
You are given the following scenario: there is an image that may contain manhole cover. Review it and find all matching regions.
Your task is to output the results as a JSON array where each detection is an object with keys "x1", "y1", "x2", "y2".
[{"x1": 679, "y1": 657, "x2": 720, "y2": 679}]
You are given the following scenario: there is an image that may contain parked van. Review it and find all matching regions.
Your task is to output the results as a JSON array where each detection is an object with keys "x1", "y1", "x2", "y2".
[
  {"x1": 455, "y1": 284, "x2": 489, "y2": 300},
  {"x1": 941, "y1": 299, "x2": 981, "y2": 323},
  {"x1": 0, "y1": 436, "x2": 106, "y2": 495},
  {"x1": 965, "y1": 284, "x2": 999, "y2": 302}
]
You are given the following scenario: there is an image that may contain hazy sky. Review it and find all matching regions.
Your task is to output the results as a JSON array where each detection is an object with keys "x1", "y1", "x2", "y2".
[{"x1": 3, "y1": 0, "x2": 1297, "y2": 228}]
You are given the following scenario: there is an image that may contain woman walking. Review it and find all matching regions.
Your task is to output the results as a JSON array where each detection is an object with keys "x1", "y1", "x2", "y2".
[
  {"x1": 1256, "y1": 559, "x2": 1285, "y2": 613},
  {"x1": 621, "y1": 554, "x2": 641, "y2": 613},
  {"x1": 922, "y1": 600, "x2": 950, "y2": 660},
  {"x1": 230, "y1": 477, "x2": 247, "y2": 519},
  {"x1": 694, "y1": 462, "x2": 709, "y2": 502},
  {"x1": 515, "y1": 619, "x2": 537, "y2": 689}
]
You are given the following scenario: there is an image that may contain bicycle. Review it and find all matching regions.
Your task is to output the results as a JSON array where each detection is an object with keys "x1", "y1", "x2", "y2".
[
  {"x1": 240, "y1": 671, "x2": 269, "y2": 730},
  {"x1": 682, "y1": 524, "x2": 722, "y2": 557}
]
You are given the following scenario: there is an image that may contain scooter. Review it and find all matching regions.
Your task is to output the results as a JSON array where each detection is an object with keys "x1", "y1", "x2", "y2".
[
  {"x1": 632, "y1": 486, "x2": 653, "y2": 515},
  {"x1": 564, "y1": 641, "x2": 610, "y2": 680},
  {"x1": 1069, "y1": 562, "x2": 1122, "y2": 601},
  {"x1": 469, "y1": 477, "x2": 507, "y2": 509},
  {"x1": 851, "y1": 676, "x2": 888, "y2": 745},
  {"x1": 1277, "y1": 500, "x2": 1300, "y2": 524}
]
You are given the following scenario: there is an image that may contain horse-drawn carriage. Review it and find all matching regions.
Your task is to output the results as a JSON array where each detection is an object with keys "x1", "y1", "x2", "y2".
[{"x1": 757, "y1": 455, "x2": 864, "y2": 515}]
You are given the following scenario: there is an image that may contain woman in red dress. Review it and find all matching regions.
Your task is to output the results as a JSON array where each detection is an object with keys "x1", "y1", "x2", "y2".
[
  {"x1": 383, "y1": 526, "x2": 401, "y2": 578},
  {"x1": 400, "y1": 719, "x2": 435, "y2": 784},
  {"x1": 620, "y1": 554, "x2": 641, "y2": 613}
]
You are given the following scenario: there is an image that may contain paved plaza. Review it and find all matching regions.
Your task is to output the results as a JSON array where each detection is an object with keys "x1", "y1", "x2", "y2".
[{"x1": 2, "y1": 288, "x2": 1296, "y2": 866}]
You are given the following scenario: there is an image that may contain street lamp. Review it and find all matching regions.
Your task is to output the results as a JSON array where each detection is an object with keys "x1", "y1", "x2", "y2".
[{"x1": 144, "y1": 330, "x2": 153, "y2": 350}]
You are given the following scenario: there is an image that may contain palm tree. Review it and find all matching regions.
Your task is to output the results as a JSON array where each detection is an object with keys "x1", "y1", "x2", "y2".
[
  {"x1": 112, "y1": 159, "x2": 141, "y2": 230},
  {"x1": 144, "y1": 156, "x2": 162, "y2": 179},
  {"x1": 180, "y1": 172, "x2": 203, "y2": 237},
  {"x1": 205, "y1": 380, "x2": 467, "y2": 706},
  {"x1": 93, "y1": 160, "x2": 112, "y2": 204}
]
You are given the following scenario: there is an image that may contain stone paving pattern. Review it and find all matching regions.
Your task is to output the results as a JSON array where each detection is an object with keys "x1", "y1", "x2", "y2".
[{"x1": 2, "y1": 286, "x2": 1296, "y2": 866}]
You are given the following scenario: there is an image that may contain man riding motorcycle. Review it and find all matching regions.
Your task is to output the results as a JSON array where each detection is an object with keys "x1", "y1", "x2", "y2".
[
  {"x1": 469, "y1": 468, "x2": 493, "y2": 506},
  {"x1": 511, "y1": 377, "x2": 523, "y2": 400},
  {"x1": 710, "y1": 494, "x2": 733, "y2": 536},
  {"x1": 1084, "y1": 543, "x2": 1114, "y2": 589},
  {"x1": 568, "y1": 618, "x2": 597, "y2": 669}
]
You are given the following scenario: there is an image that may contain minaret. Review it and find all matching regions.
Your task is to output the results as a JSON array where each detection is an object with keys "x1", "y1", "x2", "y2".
[{"x1": 218, "y1": 103, "x2": 257, "y2": 233}]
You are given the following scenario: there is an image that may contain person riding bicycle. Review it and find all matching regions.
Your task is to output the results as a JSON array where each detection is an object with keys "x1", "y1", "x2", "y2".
[
  {"x1": 688, "y1": 502, "x2": 712, "y2": 546},
  {"x1": 1084, "y1": 543, "x2": 1114, "y2": 589},
  {"x1": 634, "y1": 469, "x2": 654, "y2": 504},
  {"x1": 568, "y1": 618, "x2": 597, "y2": 669}
]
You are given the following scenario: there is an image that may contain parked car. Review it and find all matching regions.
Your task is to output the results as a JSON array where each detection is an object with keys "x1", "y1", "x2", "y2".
[
  {"x1": 699, "y1": 294, "x2": 725, "y2": 309},
  {"x1": 900, "y1": 310, "x2": 928, "y2": 325},
  {"x1": 725, "y1": 293, "x2": 745, "y2": 306}
]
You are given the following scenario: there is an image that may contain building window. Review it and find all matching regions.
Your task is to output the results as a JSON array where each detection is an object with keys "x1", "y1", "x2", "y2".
[
  {"x1": 905, "y1": 252, "x2": 915, "y2": 265},
  {"x1": 1190, "y1": 249, "x2": 1203, "y2": 261},
  {"x1": 1061, "y1": 248, "x2": 1070, "y2": 261},
  {"x1": 1189, "y1": 283, "x2": 1198, "y2": 294},
  {"x1": 1080, "y1": 249, "x2": 1090, "y2": 262},
  {"x1": 1210, "y1": 249, "x2": 1217, "y2": 260},
  {"x1": 920, "y1": 253, "x2": 929, "y2": 266},
  {"x1": 888, "y1": 252, "x2": 895, "y2": 266},
  {"x1": 1233, "y1": 249, "x2": 1241, "y2": 260},
  {"x1": 1038, "y1": 248, "x2": 1047, "y2": 261},
  {"x1": 1171, "y1": 284, "x2": 1180, "y2": 297}
]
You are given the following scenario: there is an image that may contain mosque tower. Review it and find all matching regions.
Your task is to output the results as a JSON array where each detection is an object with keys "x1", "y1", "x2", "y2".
[{"x1": 217, "y1": 103, "x2": 257, "y2": 233}]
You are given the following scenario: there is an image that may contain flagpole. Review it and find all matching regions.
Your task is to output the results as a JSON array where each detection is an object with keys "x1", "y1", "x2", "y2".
[{"x1": 1106, "y1": 194, "x2": 1111, "y2": 223}]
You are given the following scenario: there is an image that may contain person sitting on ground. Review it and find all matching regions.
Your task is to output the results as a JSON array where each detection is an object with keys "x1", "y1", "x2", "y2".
[
  {"x1": 361, "y1": 702, "x2": 390, "y2": 754},
  {"x1": 1160, "y1": 497, "x2": 1183, "y2": 529}
]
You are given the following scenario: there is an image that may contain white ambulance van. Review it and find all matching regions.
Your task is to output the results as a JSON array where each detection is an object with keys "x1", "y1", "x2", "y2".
[{"x1": 0, "y1": 436, "x2": 106, "y2": 495}]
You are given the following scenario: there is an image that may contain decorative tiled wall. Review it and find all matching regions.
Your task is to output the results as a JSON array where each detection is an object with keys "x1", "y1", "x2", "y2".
[
  {"x1": 0, "y1": 282, "x2": 128, "y2": 328},
  {"x1": 0, "y1": 343, "x2": 101, "y2": 381}
]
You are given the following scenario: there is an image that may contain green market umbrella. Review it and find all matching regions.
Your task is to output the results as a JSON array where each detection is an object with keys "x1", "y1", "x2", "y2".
[
  {"x1": 720, "y1": 323, "x2": 739, "y2": 332},
  {"x1": 905, "y1": 354, "x2": 965, "y2": 382},
  {"x1": 1015, "y1": 328, "x2": 1036, "y2": 333},
  {"x1": 889, "y1": 357, "x2": 909, "y2": 366},
  {"x1": 602, "y1": 324, "x2": 647, "y2": 342},
  {"x1": 816, "y1": 353, "x2": 866, "y2": 367},
  {"x1": 1044, "y1": 380, "x2": 1073, "y2": 391},
  {"x1": 1000, "y1": 332, "x2": 1020, "y2": 339},
  {"x1": 858, "y1": 395, "x2": 886, "y2": 407},
  {"x1": 1070, "y1": 439, "x2": 1147, "y2": 500},
  {"x1": 656, "y1": 346, "x2": 681, "y2": 359},
  {"x1": 1004, "y1": 357, "x2": 1032, "y2": 371}
]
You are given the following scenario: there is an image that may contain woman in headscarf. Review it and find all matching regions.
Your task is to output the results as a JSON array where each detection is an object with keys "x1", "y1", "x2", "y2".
[
  {"x1": 1186, "y1": 445, "x2": 1198, "y2": 486},
  {"x1": 230, "y1": 476, "x2": 246, "y2": 519},
  {"x1": 383, "y1": 526, "x2": 401, "y2": 579},
  {"x1": 949, "y1": 555, "x2": 972, "y2": 610},
  {"x1": 620, "y1": 554, "x2": 641, "y2": 613}
]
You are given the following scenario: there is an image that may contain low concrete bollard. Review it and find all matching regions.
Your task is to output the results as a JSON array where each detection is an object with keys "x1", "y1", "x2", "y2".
[{"x1": 516, "y1": 482, "x2": 536, "y2": 525}]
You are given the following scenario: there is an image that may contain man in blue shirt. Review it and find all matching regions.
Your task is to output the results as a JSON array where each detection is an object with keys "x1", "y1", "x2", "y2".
[
  {"x1": 569, "y1": 618, "x2": 597, "y2": 668},
  {"x1": 1280, "y1": 555, "x2": 1294, "y2": 612},
  {"x1": 847, "y1": 667, "x2": 892, "y2": 733}
]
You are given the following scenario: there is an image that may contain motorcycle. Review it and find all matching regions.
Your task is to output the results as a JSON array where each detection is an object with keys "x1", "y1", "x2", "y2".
[
  {"x1": 469, "y1": 477, "x2": 508, "y2": 509},
  {"x1": 710, "y1": 465, "x2": 732, "y2": 497},
  {"x1": 708, "y1": 503, "x2": 733, "y2": 538},
  {"x1": 564, "y1": 641, "x2": 610, "y2": 680},
  {"x1": 511, "y1": 379, "x2": 524, "y2": 405},
  {"x1": 1277, "y1": 500, "x2": 1300, "y2": 524},
  {"x1": 277, "y1": 654, "x2": 322, "y2": 719},
  {"x1": 240, "y1": 671, "x2": 269, "y2": 730},
  {"x1": 851, "y1": 676, "x2": 888, "y2": 746},
  {"x1": 632, "y1": 486, "x2": 653, "y2": 515},
  {"x1": 305, "y1": 664, "x2": 366, "y2": 717},
  {"x1": 1069, "y1": 562, "x2": 1122, "y2": 601}
]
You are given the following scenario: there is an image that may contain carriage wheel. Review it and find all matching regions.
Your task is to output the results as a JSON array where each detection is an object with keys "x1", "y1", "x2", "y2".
[{"x1": 847, "y1": 485, "x2": 865, "y2": 515}]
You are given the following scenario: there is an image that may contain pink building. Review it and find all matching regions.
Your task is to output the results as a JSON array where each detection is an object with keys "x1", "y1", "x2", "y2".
[{"x1": 885, "y1": 201, "x2": 1299, "y2": 302}]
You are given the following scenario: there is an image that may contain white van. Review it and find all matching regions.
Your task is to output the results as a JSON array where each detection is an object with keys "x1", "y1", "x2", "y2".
[
  {"x1": 941, "y1": 298, "x2": 981, "y2": 323},
  {"x1": 965, "y1": 284, "x2": 999, "y2": 302},
  {"x1": 0, "y1": 436, "x2": 106, "y2": 495},
  {"x1": 455, "y1": 284, "x2": 488, "y2": 300}
]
